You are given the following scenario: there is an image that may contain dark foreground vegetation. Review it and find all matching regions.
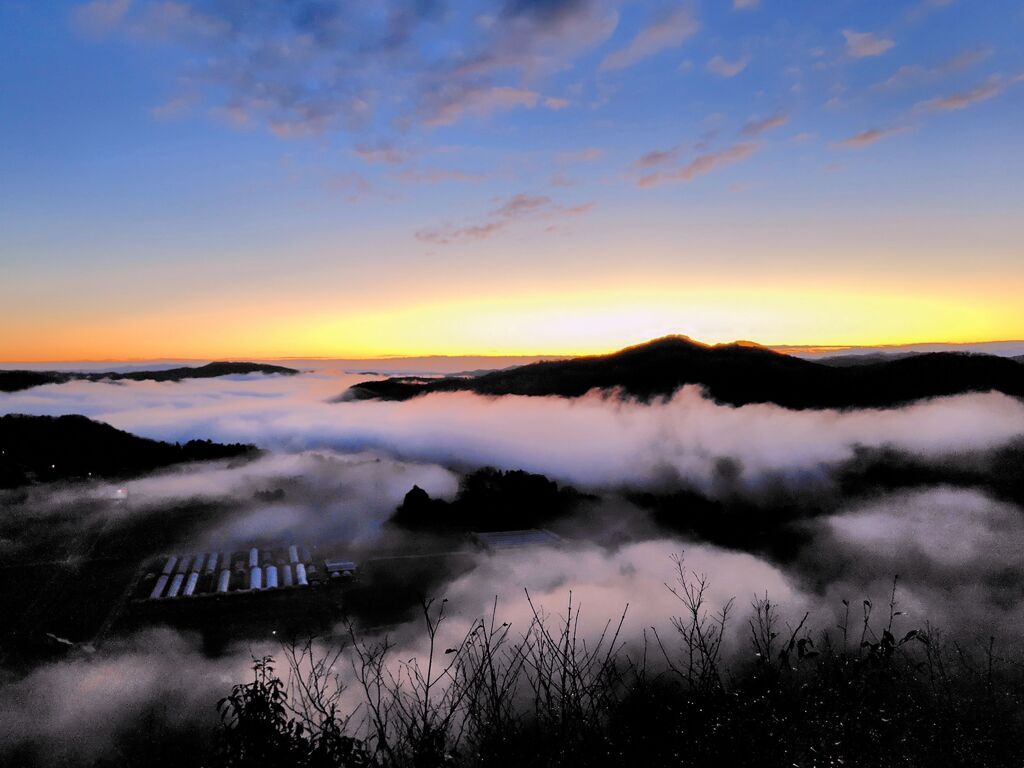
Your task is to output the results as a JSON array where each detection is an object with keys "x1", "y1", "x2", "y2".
[
  {"x1": 211, "y1": 584, "x2": 1024, "y2": 768},
  {"x1": 392, "y1": 467, "x2": 589, "y2": 532},
  {"x1": 0, "y1": 361, "x2": 298, "y2": 393},
  {"x1": 388, "y1": 440, "x2": 1024, "y2": 564},
  {"x1": 0, "y1": 414, "x2": 257, "y2": 488},
  {"x1": 35, "y1": 568, "x2": 1022, "y2": 768},
  {"x1": 346, "y1": 336, "x2": 1024, "y2": 409}
]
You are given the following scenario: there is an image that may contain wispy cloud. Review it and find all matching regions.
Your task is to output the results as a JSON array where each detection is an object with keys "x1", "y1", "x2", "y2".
[
  {"x1": 874, "y1": 47, "x2": 992, "y2": 90},
  {"x1": 72, "y1": 0, "x2": 131, "y2": 37},
  {"x1": 354, "y1": 142, "x2": 408, "y2": 166},
  {"x1": 422, "y1": 86, "x2": 542, "y2": 127},
  {"x1": 733, "y1": 0, "x2": 759, "y2": 9},
  {"x1": 637, "y1": 142, "x2": 758, "y2": 187},
  {"x1": 557, "y1": 147, "x2": 605, "y2": 164},
  {"x1": 741, "y1": 113, "x2": 789, "y2": 137},
  {"x1": 492, "y1": 194, "x2": 553, "y2": 218},
  {"x1": 395, "y1": 168, "x2": 484, "y2": 185},
  {"x1": 457, "y1": 0, "x2": 619, "y2": 80},
  {"x1": 843, "y1": 30, "x2": 895, "y2": 59},
  {"x1": 325, "y1": 171, "x2": 374, "y2": 202},
  {"x1": 634, "y1": 145, "x2": 683, "y2": 169},
  {"x1": 415, "y1": 193, "x2": 593, "y2": 244},
  {"x1": 600, "y1": 7, "x2": 699, "y2": 72},
  {"x1": 907, "y1": 0, "x2": 956, "y2": 22},
  {"x1": 149, "y1": 93, "x2": 195, "y2": 121},
  {"x1": 915, "y1": 77, "x2": 1003, "y2": 112},
  {"x1": 706, "y1": 54, "x2": 751, "y2": 78},
  {"x1": 78, "y1": 0, "x2": 616, "y2": 145},
  {"x1": 834, "y1": 126, "x2": 908, "y2": 149}
]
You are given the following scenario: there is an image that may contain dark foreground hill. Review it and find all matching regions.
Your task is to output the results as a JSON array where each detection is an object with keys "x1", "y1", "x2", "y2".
[
  {"x1": 0, "y1": 361, "x2": 298, "y2": 393},
  {"x1": 345, "y1": 336, "x2": 1024, "y2": 409},
  {"x1": 0, "y1": 414, "x2": 257, "y2": 489},
  {"x1": 391, "y1": 467, "x2": 589, "y2": 532}
]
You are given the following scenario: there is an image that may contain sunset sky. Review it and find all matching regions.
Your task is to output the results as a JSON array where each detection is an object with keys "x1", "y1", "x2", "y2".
[{"x1": 1, "y1": 0, "x2": 1022, "y2": 360}]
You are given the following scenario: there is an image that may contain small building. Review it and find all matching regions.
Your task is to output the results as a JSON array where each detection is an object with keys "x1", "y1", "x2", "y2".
[{"x1": 470, "y1": 529, "x2": 562, "y2": 551}]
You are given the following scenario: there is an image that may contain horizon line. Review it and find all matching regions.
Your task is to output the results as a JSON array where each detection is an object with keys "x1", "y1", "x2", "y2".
[{"x1": 2, "y1": 336, "x2": 1024, "y2": 366}]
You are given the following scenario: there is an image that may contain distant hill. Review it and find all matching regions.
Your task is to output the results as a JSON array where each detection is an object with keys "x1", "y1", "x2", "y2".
[
  {"x1": 391, "y1": 467, "x2": 588, "y2": 533},
  {"x1": 816, "y1": 352, "x2": 919, "y2": 368},
  {"x1": 0, "y1": 414, "x2": 257, "y2": 489},
  {"x1": 0, "y1": 361, "x2": 298, "y2": 393},
  {"x1": 344, "y1": 336, "x2": 1024, "y2": 410}
]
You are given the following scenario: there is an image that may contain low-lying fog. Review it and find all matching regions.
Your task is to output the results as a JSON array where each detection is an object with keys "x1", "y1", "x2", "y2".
[{"x1": 2, "y1": 361, "x2": 1023, "y2": 761}]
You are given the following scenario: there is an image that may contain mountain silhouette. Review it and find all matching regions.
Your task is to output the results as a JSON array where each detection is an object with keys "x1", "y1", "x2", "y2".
[
  {"x1": 0, "y1": 414, "x2": 257, "y2": 489},
  {"x1": 0, "y1": 361, "x2": 298, "y2": 393},
  {"x1": 344, "y1": 335, "x2": 1024, "y2": 409}
]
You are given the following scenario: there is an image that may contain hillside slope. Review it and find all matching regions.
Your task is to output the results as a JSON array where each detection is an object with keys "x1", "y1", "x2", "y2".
[
  {"x1": 0, "y1": 361, "x2": 298, "y2": 393},
  {"x1": 344, "y1": 336, "x2": 1024, "y2": 409},
  {"x1": 0, "y1": 414, "x2": 257, "y2": 488}
]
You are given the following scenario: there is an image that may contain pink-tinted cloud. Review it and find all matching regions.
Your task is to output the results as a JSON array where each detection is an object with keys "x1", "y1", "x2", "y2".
[
  {"x1": 6, "y1": 373, "x2": 1024, "y2": 494},
  {"x1": 325, "y1": 171, "x2": 373, "y2": 202},
  {"x1": 637, "y1": 142, "x2": 757, "y2": 188},
  {"x1": 874, "y1": 47, "x2": 991, "y2": 90},
  {"x1": 600, "y1": 7, "x2": 699, "y2": 72},
  {"x1": 423, "y1": 86, "x2": 541, "y2": 127},
  {"x1": 834, "y1": 125, "x2": 907, "y2": 149},
  {"x1": 456, "y1": 0, "x2": 619, "y2": 80},
  {"x1": 72, "y1": 0, "x2": 131, "y2": 37},
  {"x1": 557, "y1": 147, "x2": 605, "y2": 164},
  {"x1": 741, "y1": 112, "x2": 789, "y2": 137},
  {"x1": 907, "y1": 0, "x2": 956, "y2": 22},
  {"x1": 706, "y1": 54, "x2": 751, "y2": 78},
  {"x1": 415, "y1": 193, "x2": 592, "y2": 245},
  {"x1": 915, "y1": 78, "x2": 1002, "y2": 112},
  {"x1": 634, "y1": 145, "x2": 683, "y2": 169},
  {"x1": 396, "y1": 168, "x2": 484, "y2": 185},
  {"x1": 842, "y1": 29, "x2": 895, "y2": 59},
  {"x1": 354, "y1": 142, "x2": 407, "y2": 165},
  {"x1": 149, "y1": 93, "x2": 195, "y2": 121}
]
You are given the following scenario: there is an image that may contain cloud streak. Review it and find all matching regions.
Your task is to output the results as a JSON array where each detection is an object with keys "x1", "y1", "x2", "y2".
[
  {"x1": 843, "y1": 30, "x2": 895, "y2": 59},
  {"x1": 600, "y1": 7, "x2": 699, "y2": 72},
  {"x1": 415, "y1": 193, "x2": 592, "y2": 244},
  {"x1": 915, "y1": 78, "x2": 1003, "y2": 112},
  {"x1": 706, "y1": 54, "x2": 751, "y2": 78},
  {"x1": 422, "y1": 86, "x2": 543, "y2": 127},
  {"x1": 873, "y1": 47, "x2": 992, "y2": 90},
  {"x1": 741, "y1": 113, "x2": 789, "y2": 137},
  {"x1": 637, "y1": 142, "x2": 757, "y2": 187},
  {"x1": 76, "y1": 0, "x2": 616, "y2": 143},
  {"x1": 834, "y1": 125, "x2": 908, "y2": 149}
]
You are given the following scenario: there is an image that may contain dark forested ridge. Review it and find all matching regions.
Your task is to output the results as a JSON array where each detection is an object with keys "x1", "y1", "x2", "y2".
[
  {"x1": 0, "y1": 414, "x2": 257, "y2": 489},
  {"x1": 345, "y1": 336, "x2": 1024, "y2": 409},
  {"x1": 391, "y1": 467, "x2": 589, "y2": 532},
  {"x1": 0, "y1": 362, "x2": 299, "y2": 393}
]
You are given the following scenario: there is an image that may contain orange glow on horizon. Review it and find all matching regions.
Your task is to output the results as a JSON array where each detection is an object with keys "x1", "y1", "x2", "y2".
[{"x1": 2, "y1": 278, "x2": 1022, "y2": 362}]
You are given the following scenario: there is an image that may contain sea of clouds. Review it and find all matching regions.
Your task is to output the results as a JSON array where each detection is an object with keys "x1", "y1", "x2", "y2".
[
  {"x1": 4, "y1": 363, "x2": 1024, "y2": 493},
  {"x1": 2, "y1": 363, "x2": 1023, "y2": 762}
]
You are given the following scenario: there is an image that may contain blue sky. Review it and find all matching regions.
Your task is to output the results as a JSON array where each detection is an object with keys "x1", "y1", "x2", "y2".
[{"x1": 1, "y1": 0, "x2": 1022, "y2": 358}]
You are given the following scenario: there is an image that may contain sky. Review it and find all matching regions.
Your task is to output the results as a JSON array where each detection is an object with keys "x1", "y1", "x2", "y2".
[{"x1": 1, "y1": 0, "x2": 1022, "y2": 360}]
